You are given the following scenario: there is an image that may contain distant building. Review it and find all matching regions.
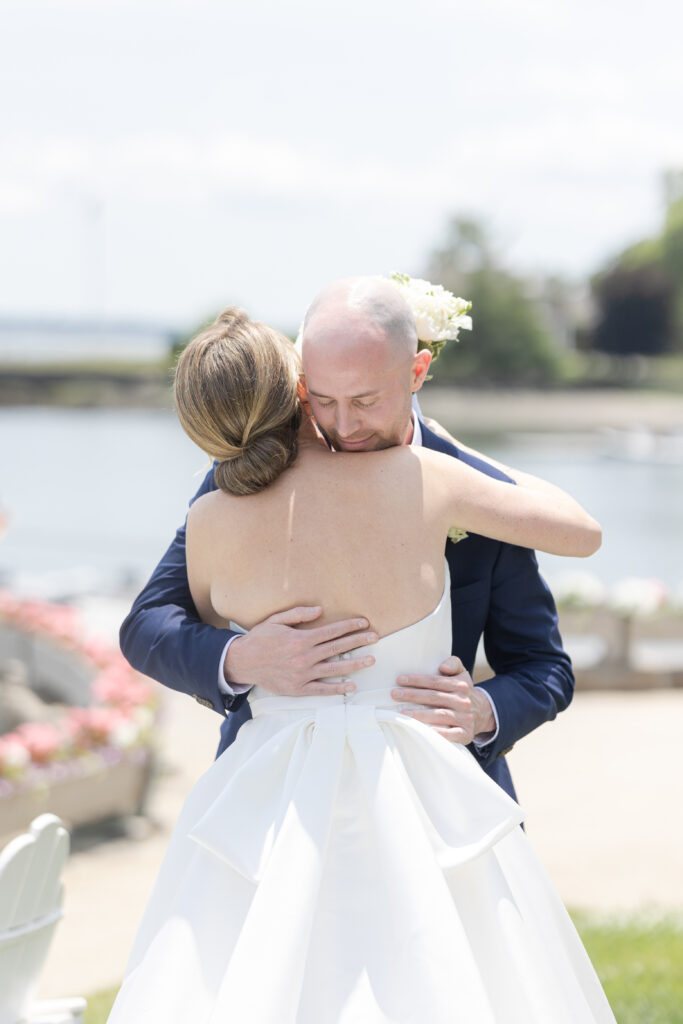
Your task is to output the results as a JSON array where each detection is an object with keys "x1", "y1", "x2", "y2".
[{"x1": 0, "y1": 318, "x2": 175, "y2": 364}]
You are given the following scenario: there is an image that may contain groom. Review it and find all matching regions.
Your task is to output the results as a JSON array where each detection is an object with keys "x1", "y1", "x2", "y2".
[{"x1": 120, "y1": 277, "x2": 573, "y2": 801}]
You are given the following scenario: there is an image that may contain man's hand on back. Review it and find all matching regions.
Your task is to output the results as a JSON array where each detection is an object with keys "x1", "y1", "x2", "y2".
[
  {"x1": 224, "y1": 607, "x2": 378, "y2": 697},
  {"x1": 391, "y1": 655, "x2": 496, "y2": 745}
]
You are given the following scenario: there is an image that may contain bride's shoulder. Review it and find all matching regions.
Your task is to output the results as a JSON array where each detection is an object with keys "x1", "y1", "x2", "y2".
[
  {"x1": 409, "y1": 445, "x2": 460, "y2": 474},
  {"x1": 187, "y1": 487, "x2": 233, "y2": 532}
]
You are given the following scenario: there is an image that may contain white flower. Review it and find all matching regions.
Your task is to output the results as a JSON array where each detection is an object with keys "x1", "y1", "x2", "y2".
[
  {"x1": 608, "y1": 578, "x2": 669, "y2": 618},
  {"x1": 553, "y1": 572, "x2": 607, "y2": 609},
  {"x1": 0, "y1": 740, "x2": 30, "y2": 769},
  {"x1": 133, "y1": 706, "x2": 155, "y2": 731},
  {"x1": 387, "y1": 272, "x2": 472, "y2": 357},
  {"x1": 110, "y1": 720, "x2": 141, "y2": 749},
  {"x1": 447, "y1": 527, "x2": 469, "y2": 544}
]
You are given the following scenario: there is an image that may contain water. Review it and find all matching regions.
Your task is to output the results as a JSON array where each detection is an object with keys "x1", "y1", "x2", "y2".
[
  {"x1": 465, "y1": 431, "x2": 683, "y2": 595},
  {"x1": 1, "y1": 408, "x2": 682, "y2": 598}
]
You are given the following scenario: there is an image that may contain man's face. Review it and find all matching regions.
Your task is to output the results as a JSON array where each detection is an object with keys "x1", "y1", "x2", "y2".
[{"x1": 301, "y1": 316, "x2": 429, "y2": 452}]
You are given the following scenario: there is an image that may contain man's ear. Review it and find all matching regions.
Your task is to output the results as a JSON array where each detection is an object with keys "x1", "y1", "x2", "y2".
[
  {"x1": 411, "y1": 349, "x2": 432, "y2": 392},
  {"x1": 297, "y1": 376, "x2": 313, "y2": 416}
]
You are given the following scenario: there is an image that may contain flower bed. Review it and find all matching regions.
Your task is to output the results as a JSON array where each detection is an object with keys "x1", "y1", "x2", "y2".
[
  {"x1": 553, "y1": 572, "x2": 681, "y2": 618},
  {"x1": 0, "y1": 592, "x2": 161, "y2": 843}
]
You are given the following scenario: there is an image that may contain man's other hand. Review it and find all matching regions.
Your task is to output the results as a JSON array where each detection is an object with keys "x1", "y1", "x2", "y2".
[
  {"x1": 224, "y1": 607, "x2": 377, "y2": 697},
  {"x1": 391, "y1": 655, "x2": 495, "y2": 744}
]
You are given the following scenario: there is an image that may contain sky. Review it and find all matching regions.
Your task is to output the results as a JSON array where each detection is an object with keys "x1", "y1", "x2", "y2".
[{"x1": 1, "y1": 0, "x2": 682, "y2": 333}]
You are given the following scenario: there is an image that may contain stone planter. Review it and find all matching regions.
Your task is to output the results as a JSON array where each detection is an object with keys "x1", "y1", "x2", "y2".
[
  {"x1": 0, "y1": 625, "x2": 95, "y2": 705},
  {"x1": 1, "y1": 595, "x2": 162, "y2": 848},
  {"x1": 0, "y1": 748, "x2": 156, "y2": 847},
  {"x1": 470, "y1": 606, "x2": 683, "y2": 691},
  {"x1": 557, "y1": 605, "x2": 683, "y2": 687}
]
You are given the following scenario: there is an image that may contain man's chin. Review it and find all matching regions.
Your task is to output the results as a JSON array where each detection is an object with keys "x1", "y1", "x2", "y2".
[
  {"x1": 334, "y1": 436, "x2": 397, "y2": 453},
  {"x1": 336, "y1": 438, "x2": 375, "y2": 452}
]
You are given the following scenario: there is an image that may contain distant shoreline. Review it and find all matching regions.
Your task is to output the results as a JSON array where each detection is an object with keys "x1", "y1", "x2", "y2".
[
  {"x1": 0, "y1": 365, "x2": 172, "y2": 409},
  {"x1": 420, "y1": 386, "x2": 683, "y2": 434},
  {"x1": 2, "y1": 366, "x2": 683, "y2": 432}
]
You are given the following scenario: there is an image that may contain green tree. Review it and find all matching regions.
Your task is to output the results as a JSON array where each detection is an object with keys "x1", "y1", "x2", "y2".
[
  {"x1": 605, "y1": 170, "x2": 683, "y2": 351},
  {"x1": 425, "y1": 217, "x2": 561, "y2": 385},
  {"x1": 592, "y1": 264, "x2": 675, "y2": 356}
]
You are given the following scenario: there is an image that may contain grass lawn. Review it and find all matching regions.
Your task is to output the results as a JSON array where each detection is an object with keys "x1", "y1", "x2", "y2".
[
  {"x1": 82, "y1": 913, "x2": 683, "y2": 1024},
  {"x1": 84, "y1": 986, "x2": 119, "y2": 1023},
  {"x1": 574, "y1": 912, "x2": 683, "y2": 1023}
]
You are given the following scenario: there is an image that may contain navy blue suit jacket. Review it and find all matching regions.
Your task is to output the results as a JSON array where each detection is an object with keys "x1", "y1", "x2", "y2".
[{"x1": 120, "y1": 422, "x2": 574, "y2": 802}]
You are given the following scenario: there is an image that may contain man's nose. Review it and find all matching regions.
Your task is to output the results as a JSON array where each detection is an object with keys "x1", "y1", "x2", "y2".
[{"x1": 335, "y1": 404, "x2": 360, "y2": 437}]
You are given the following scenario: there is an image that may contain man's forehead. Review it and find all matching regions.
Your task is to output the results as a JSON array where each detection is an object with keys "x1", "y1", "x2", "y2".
[
  {"x1": 303, "y1": 333, "x2": 408, "y2": 374},
  {"x1": 303, "y1": 316, "x2": 388, "y2": 354},
  {"x1": 302, "y1": 354, "x2": 402, "y2": 396}
]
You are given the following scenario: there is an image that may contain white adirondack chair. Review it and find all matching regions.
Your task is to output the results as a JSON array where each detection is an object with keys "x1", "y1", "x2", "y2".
[{"x1": 0, "y1": 814, "x2": 87, "y2": 1024}]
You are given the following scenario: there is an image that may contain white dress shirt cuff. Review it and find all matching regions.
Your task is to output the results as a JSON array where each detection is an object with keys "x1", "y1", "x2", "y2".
[
  {"x1": 472, "y1": 687, "x2": 500, "y2": 749},
  {"x1": 217, "y1": 636, "x2": 252, "y2": 697}
]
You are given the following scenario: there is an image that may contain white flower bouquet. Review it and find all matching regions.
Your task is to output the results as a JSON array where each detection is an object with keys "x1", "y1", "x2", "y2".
[{"x1": 387, "y1": 272, "x2": 472, "y2": 361}]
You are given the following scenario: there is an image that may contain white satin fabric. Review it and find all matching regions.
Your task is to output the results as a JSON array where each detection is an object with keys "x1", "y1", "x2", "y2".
[{"x1": 108, "y1": 567, "x2": 616, "y2": 1023}]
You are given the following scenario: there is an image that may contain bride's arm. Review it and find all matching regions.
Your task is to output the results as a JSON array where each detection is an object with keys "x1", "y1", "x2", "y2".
[{"x1": 422, "y1": 448, "x2": 602, "y2": 557}]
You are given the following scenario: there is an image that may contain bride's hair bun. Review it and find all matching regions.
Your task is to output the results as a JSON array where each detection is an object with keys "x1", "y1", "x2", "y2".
[
  {"x1": 174, "y1": 306, "x2": 302, "y2": 496},
  {"x1": 213, "y1": 426, "x2": 300, "y2": 496}
]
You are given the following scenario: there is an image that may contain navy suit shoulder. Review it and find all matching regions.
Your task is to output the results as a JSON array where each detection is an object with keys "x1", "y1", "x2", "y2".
[
  {"x1": 119, "y1": 463, "x2": 249, "y2": 718},
  {"x1": 419, "y1": 422, "x2": 514, "y2": 483},
  {"x1": 418, "y1": 421, "x2": 574, "y2": 787}
]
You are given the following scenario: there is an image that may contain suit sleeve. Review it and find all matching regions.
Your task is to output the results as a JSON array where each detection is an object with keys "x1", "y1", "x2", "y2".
[
  {"x1": 426, "y1": 431, "x2": 575, "y2": 771},
  {"x1": 472, "y1": 543, "x2": 574, "y2": 770},
  {"x1": 119, "y1": 465, "x2": 249, "y2": 717}
]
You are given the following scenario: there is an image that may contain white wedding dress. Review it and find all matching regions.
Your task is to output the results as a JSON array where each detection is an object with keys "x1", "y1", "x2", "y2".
[{"x1": 107, "y1": 566, "x2": 616, "y2": 1023}]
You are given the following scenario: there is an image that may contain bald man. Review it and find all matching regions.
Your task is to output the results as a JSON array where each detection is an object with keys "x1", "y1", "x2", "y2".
[{"x1": 120, "y1": 278, "x2": 573, "y2": 801}]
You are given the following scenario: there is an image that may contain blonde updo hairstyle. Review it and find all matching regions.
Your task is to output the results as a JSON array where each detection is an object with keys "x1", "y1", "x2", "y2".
[{"x1": 174, "y1": 307, "x2": 302, "y2": 496}]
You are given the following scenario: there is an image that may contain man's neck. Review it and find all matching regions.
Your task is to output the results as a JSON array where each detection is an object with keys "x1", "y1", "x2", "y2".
[{"x1": 403, "y1": 411, "x2": 419, "y2": 446}]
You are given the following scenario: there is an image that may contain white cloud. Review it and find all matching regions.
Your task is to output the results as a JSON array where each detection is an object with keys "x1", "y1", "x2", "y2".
[
  {"x1": 0, "y1": 181, "x2": 36, "y2": 215},
  {"x1": 0, "y1": 133, "x2": 460, "y2": 209},
  {"x1": 5, "y1": 107, "x2": 679, "y2": 219},
  {"x1": 1, "y1": 0, "x2": 682, "y2": 322}
]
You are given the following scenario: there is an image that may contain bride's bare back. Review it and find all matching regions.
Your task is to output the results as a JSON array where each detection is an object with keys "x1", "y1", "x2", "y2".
[
  {"x1": 187, "y1": 441, "x2": 448, "y2": 638},
  {"x1": 186, "y1": 437, "x2": 600, "y2": 638}
]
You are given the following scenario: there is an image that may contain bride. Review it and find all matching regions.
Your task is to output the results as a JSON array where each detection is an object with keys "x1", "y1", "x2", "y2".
[{"x1": 107, "y1": 306, "x2": 614, "y2": 1023}]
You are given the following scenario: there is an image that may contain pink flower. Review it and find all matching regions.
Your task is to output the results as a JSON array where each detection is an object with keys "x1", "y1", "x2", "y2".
[
  {"x1": 92, "y1": 668, "x2": 157, "y2": 709},
  {"x1": 14, "y1": 722, "x2": 64, "y2": 764},
  {"x1": 1, "y1": 594, "x2": 159, "y2": 776},
  {"x1": 64, "y1": 705, "x2": 132, "y2": 749},
  {"x1": 0, "y1": 591, "x2": 23, "y2": 618},
  {"x1": 79, "y1": 638, "x2": 113, "y2": 665}
]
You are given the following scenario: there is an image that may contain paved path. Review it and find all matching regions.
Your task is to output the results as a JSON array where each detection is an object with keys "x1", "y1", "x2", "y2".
[{"x1": 36, "y1": 677, "x2": 683, "y2": 1001}]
